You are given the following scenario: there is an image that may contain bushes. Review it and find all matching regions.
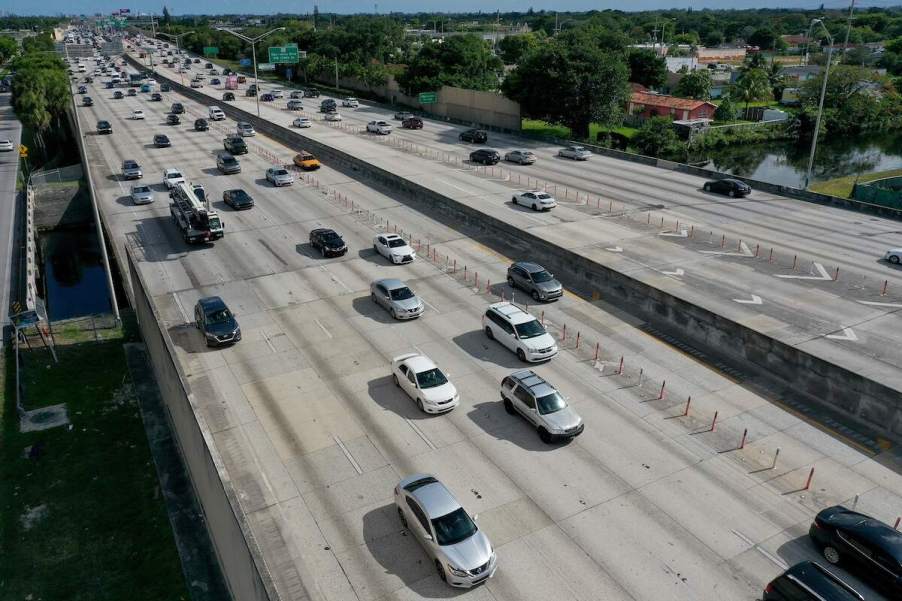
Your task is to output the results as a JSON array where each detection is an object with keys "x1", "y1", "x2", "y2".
[{"x1": 689, "y1": 121, "x2": 793, "y2": 151}]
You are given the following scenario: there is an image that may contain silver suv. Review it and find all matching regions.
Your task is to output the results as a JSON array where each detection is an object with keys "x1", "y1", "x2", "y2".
[
  {"x1": 483, "y1": 302, "x2": 558, "y2": 362},
  {"x1": 394, "y1": 474, "x2": 497, "y2": 587},
  {"x1": 501, "y1": 370, "x2": 584, "y2": 443},
  {"x1": 506, "y1": 262, "x2": 562, "y2": 302},
  {"x1": 371, "y1": 278, "x2": 424, "y2": 320}
]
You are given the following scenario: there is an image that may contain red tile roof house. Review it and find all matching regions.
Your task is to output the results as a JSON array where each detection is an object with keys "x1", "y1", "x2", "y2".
[{"x1": 627, "y1": 91, "x2": 717, "y2": 122}]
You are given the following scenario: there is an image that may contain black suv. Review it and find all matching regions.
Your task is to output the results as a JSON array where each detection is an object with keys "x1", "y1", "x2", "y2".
[
  {"x1": 809, "y1": 505, "x2": 902, "y2": 596},
  {"x1": 194, "y1": 296, "x2": 241, "y2": 347},
  {"x1": 167, "y1": 114, "x2": 181, "y2": 125},
  {"x1": 223, "y1": 189, "x2": 254, "y2": 210},
  {"x1": 82, "y1": 96, "x2": 93, "y2": 106},
  {"x1": 402, "y1": 117, "x2": 423, "y2": 129},
  {"x1": 170, "y1": 102, "x2": 184, "y2": 114},
  {"x1": 153, "y1": 134, "x2": 171, "y2": 148},
  {"x1": 150, "y1": 92, "x2": 162, "y2": 101},
  {"x1": 303, "y1": 88, "x2": 320, "y2": 98},
  {"x1": 216, "y1": 152, "x2": 241, "y2": 174},
  {"x1": 459, "y1": 129, "x2": 488, "y2": 143},
  {"x1": 469, "y1": 149, "x2": 500, "y2": 165},
  {"x1": 113, "y1": 90, "x2": 123, "y2": 99},
  {"x1": 222, "y1": 92, "x2": 235, "y2": 101},
  {"x1": 223, "y1": 135, "x2": 248, "y2": 155},
  {"x1": 194, "y1": 118, "x2": 209, "y2": 131},
  {"x1": 763, "y1": 561, "x2": 863, "y2": 601},
  {"x1": 96, "y1": 120, "x2": 112, "y2": 135},
  {"x1": 160, "y1": 83, "x2": 171, "y2": 92},
  {"x1": 309, "y1": 228, "x2": 348, "y2": 257},
  {"x1": 320, "y1": 99, "x2": 337, "y2": 113}
]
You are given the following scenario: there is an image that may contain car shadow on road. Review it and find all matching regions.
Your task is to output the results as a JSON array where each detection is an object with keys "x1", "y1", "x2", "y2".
[
  {"x1": 362, "y1": 504, "x2": 469, "y2": 599},
  {"x1": 201, "y1": 167, "x2": 221, "y2": 177},
  {"x1": 351, "y1": 295, "x2": 396, "y2": 325},
  {"x1": 166, "y1": 323, "x2": 216, "y2": 355},
  {"x1": 357, "y1": 248, "x2": 386, "y2": 264},
  {"x1": 366, "y1": 375, "x2": 433, "y2": 421},
  {"x1": 466, "y1": 401, "x2": 563, "y2": 452},
  {"x1": 451, "y1": 330, "x2": 524, "y2": 369}
]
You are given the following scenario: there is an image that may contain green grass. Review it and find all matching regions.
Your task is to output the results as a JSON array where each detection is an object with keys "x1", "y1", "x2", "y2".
[
  {"x1": 809, "y1": 167, "x2": 902, "y2": 198},
  {"x1": 521, "y1": 119, "x2": 639, "y2": 142},
  {"x1": 0, "y1": 317, "x2": 190, "y2": 601}
]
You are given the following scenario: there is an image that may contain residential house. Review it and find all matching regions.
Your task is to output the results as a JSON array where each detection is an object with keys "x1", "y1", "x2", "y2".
[
  {"x1": 781, "y1": 65, "x2": 823, "y2": 83},
  {"x1": 627, "y1": 91, "x2": 717, "y2": 123},
  {"x1": 781, "y1": 34, "x2": 810, "y2": 52},
  {"x1": 696, "y1": 47, "x2": 747, "y2": 63}
]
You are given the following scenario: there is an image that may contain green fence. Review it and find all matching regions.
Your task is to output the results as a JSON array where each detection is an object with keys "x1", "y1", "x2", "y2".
[{"x1": 852, "y1": 176, "x2": 902, "y2": 210}]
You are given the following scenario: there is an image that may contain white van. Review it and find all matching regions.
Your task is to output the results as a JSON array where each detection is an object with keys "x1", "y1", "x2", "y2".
[{"x1": 208, "y1": 106, "x2": 225, "y2": 121}]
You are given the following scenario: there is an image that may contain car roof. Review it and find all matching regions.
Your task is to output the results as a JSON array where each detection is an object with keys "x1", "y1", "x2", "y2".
[
  {"x1": 513, "y1": 261, "x2": 545, "y2": 273},
  {"x1": 374, "y1": 278, "x2": 405, "y2": 290},
  {"x1": 510, "y1": 369, "x2": 556, "y2": 397},
  {"x1": 405, "y1": 477, "x2": 461, "y2": 519},
  {"x1": 311, "y1": 227, "x2": 338, "y2": 235},
  {"x1": 780, "y1": 561, "x2": 863, "y2": 601},
  {"x1": 383, "y1": 233, "x2": 403, "y2": 241},
  {"x1": 488, "y1": 302, "x2": 536, "y2": 325},
  {"x1": 197, "y1": 296, "x2": 226, "y2": 311},
  {"x1": 402, "y1": 354, "x2": 436, "y2": 373}
]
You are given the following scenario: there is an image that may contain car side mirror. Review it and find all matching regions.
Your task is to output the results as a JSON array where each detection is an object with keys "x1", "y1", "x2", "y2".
[
  {"x1": 527, "y1": 406, "x2": 536, "y2": 412},
  {"x1": 423, "y1": 534, "x2": 433, "y2": 541},
  {"x1": 472, "y1": 513, "x2": 479, "y2": 521}
]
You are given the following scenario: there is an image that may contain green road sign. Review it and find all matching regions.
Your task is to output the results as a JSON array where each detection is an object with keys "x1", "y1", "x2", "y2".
[
  {"x1": 203, "y1": 46, "x2": 219, "y2": 57},
  {"x1": 418, "y1": 91, "x2": 438, "y2": 104},
  {"x1": 268, "y1": 46, "x2": 299, "y2": 64}
]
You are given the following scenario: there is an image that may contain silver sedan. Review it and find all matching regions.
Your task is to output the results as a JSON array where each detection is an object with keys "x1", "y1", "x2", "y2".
[
  {"x1": 370, "y1": 278, "x2": 424, "y2": 320},
  {"x1": 504, "y1": 149, "x2": 537, "y2": 164},
  {"x1": 130, "y1": 184, "x2": 154, "y2": 205},
  {"x1": 558, "y1": 145, "x2": 592, "y2": 160}
]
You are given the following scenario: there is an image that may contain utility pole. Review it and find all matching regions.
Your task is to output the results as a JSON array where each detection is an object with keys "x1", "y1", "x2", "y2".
[
  {"x1": 805, "y1": 19, "x2": 833, "y2": 190},
  {"x1": 217, "y1": 27, "x2": 285, "y2": 117},
  {"x1": 842, "y1": 0, "x2": 856, "y2": 58},
  {"x1": 334, "y1": 55, "x2": 339, "y2": 90},
  {"x1": 158, "y1": 31, "x2": 193, "y2": 87}
]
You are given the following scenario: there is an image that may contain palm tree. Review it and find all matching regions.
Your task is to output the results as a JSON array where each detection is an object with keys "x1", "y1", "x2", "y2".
[{"x1": 733, "y1": 68, "x2": 771, "y2": 117}]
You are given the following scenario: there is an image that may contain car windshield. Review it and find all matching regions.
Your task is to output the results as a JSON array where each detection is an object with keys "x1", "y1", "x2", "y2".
[
  {"x1": 168, "y1": 171, "x2": 182, "y2": 179},
  {"x1": 124, "y1": 161, "x2": 137, "y2": 168},
  {"x1": 415, "y1": 367, "x2": 448, "y2": 389},
  {"x1": 388, "y1": 239, "x2": 406, "y2": 248},
  {"x1": 322, "y1": 232, "x2": 342, "y2": 244},
  {"x1": 206, "y1": 308, "x2": 232, "y2": 324},
  {"x1": 156, "y1": 136, "x2": 167, "y2": 142},
  {"x1": 514, "y1": 319, "x2": 546, "y2": 339},
  {"x1": 531, "y1": 270, "x2": 554, "y2": 283},
  {"x1": 389, "y1": 286, "x2": 414, "y2": 301},
  {"x1": 222, "y1": 157, "x2": 236, "y2": 165},
  {"x1": 431, "y1": 508, "x2": 477, "y2": 547},
  {"x1": 536, "y1": 391, "x2": 567, "y2": 415},
  {"x1": 273, "y1": 170, "x2": 287, "y2": 176},
  {"x1": 133, "y1": 186, "x2": 150, "y2": 194}
]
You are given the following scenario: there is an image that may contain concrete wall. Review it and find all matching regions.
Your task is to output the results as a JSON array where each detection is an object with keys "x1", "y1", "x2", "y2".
[
  {"x1": 138, "y1": 59, "x2": 902, "y2": 443},
  {"x1": 127, "y1": 248, "x2": 277, "y2": 601},
  {"x1": 315, "y1": 73, "x2": 521, "y2": 131}
]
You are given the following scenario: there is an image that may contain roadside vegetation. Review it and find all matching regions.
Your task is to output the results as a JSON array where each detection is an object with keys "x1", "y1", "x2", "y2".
[
  {"x1": 0, "y1": 314, "x2": 190, "y2": 601},
  {"x1": 809, "y1": 167, "x2": 902, "y2": 198}
]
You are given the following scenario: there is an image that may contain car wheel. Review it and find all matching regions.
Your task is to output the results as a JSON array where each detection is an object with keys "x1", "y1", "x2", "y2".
[
  {"x1": 390, "y1": 308, "x2": 397, "y2": 320},
  {"x1": 822, "y1": 546, "x2": 841, "y2": 565},
  {"x1": 532, "y1": 204, "x2": 538, "y2": 211},
  {"x1": 320, "y1": 245, "x2": 326, "y2": 257},
  {"x1": 484, "y1": 326, "x2": 494, "y2": 340},
  {"x1": 539, "y1": 428, "x2": 553, "y2": 444},
  {"x1": 416, "y1": 398, "x2": 425, "y2": 412},
  {"x1": 890, "y1": 255, "x2": 901, "y2": 264},
  {"x1": 392, "y1": 373, "x2": 399, "y2": 387},
  {"x1": 531, "y1": 290, "x2": 540, "y2": 301},
  {"x1": 504, "y1": 399, "x2": 516, "y2": 414},
  {"x1": 703, "y1": 183, "x2": 710, "y2": 191},
  {"x1": 397, "y1": 507, "x2": 408, "y2": 529},
  {"x1": 435, "y1": 560, "x2": 446, "y2": 582},
  {"x1": 512, "y1": 197, "x2": 518, "y2": 205},
  {"x1": 507, "y1": 276, "x2": 515, "y2": 287},
  {"x1": 728, "y1": 190, "x2": 736, "y2": 198},
  {"x1": 517, "y1": 348, "x2": 526, "y2": 362}
]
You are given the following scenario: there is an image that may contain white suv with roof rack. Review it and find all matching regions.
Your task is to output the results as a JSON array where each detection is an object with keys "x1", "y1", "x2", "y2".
[{"x1": 483, "y1": 302, "x2": 558, "y2": 362}]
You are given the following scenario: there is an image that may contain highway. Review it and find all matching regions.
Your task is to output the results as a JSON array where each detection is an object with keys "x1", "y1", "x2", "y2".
[
  {"x1": 74, "y1": 56, "x2": 902, "y2": 601},
  {"x1": 0, "y1": 91, "x2": 23, "y2": 334},
  {"x1": 128, "y1": 46, "x2": 902, "y2": 437}
]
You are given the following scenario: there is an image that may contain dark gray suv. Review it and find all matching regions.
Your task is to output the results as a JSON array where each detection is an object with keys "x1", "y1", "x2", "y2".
[
  {"x1": 194, "y1": 296, "x2": 241, "y2": 347},
  {"x1": 506, "y1": 262, "x2": 563, "y2": 302},
  {"x1": 216, "y1": 152, "x2": 241, "y2": 174}
]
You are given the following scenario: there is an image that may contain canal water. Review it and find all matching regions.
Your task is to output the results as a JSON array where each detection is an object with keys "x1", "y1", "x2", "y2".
[
  {"x1": 40, "y1": 228, "x2": 111, "y2": 321},
  {"x1": 694, "y1": 131, "x2": 902, "y2": 188}
]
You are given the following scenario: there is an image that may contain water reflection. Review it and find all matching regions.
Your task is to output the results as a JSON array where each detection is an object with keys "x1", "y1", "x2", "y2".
[
  {"x1": 41, "y1": 229, "x2": 111, "y2": 320},
  {"x1": 692, "y1": 131, "x2": 902, "y2": 188}
]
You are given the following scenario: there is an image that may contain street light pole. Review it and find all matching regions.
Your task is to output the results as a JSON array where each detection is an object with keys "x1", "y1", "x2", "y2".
[
  {"x1": 158, "y1": 31, "x2": 193, "y2": 87},
  {"x1": 805, "y1": 19, "x2": 834, "y2": 190},
  {"x1": 217, "y1": 27, "x2": 285, "y2": 118}
]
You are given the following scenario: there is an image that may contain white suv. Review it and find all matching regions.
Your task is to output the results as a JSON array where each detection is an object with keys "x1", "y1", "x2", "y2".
[
  {"x1": 208, "y1": 106, "x2": 225, "y2": 120},
  {"x1": 483, "y1": 302, "x2": 558, "y2": 362}
]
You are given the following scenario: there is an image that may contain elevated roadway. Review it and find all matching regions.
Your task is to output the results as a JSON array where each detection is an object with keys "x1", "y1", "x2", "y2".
[
  {"x1": 73, "y1": 59, "x2": 902, "y2": 601},
  {"x1": 128, "y1": 48, "x2": 902, "y2": 443}
]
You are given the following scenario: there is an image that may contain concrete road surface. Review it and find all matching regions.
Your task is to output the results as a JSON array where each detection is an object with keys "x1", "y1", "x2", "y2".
[
  {"x1": 72, "y1": 61, "x2": 902, "y2": 601},
  {"x1": 0, "y1": 91, "x2": 23, "y2": 334}
]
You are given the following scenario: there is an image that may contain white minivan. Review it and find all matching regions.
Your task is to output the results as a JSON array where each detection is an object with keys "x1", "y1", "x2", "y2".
[
  {"x1": 208, "y1": 106, "x2": 225, "y2": 121},
  {"x1": 483, "y1": 302, "x2": 558, "y2": 362}
]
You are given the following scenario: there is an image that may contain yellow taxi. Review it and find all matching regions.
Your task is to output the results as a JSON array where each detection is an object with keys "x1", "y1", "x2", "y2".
[{"x1": 293, "y1": 151, "x2": 321, "y2": 171}]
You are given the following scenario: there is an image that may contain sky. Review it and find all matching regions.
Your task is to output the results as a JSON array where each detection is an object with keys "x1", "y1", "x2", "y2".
[{"x1": 5, "y1": 0, "x2": 900, "y2": 17}]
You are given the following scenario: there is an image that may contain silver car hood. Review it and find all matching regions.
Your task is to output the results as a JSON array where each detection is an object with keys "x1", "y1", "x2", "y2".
[
  {"x1": 442, "y1": 529, "x2": 492, "y2": 571},
  {"x1": 542, "y1": 406, "x2": 582, "y2": 431},
  {"x1": 391, "y1": 297, "x2": 422, "y2": 312},
  {"x1": 536, "y1": 280, "x2": 562, "y2": 293}
]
